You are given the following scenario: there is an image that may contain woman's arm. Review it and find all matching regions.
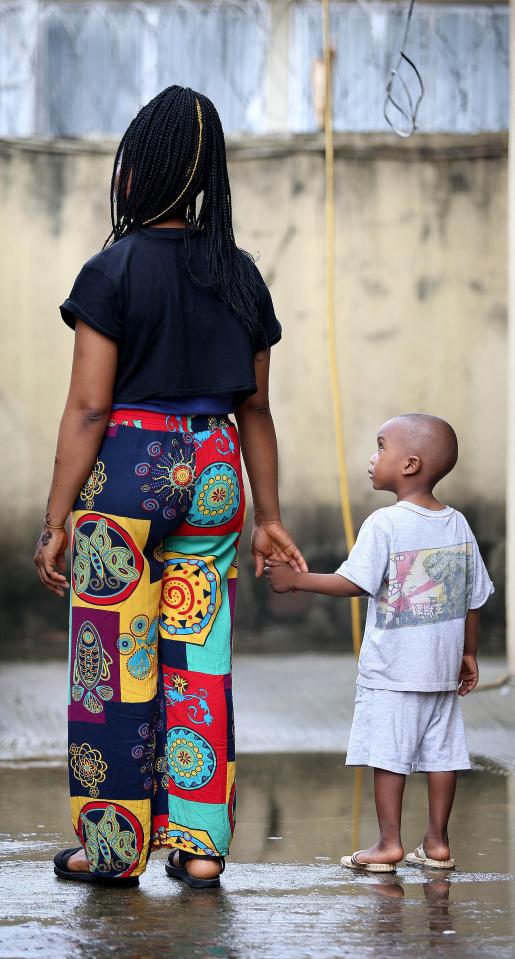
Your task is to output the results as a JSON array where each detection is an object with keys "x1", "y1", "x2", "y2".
[
  {"x1": 34, "y1": 320, "x2": 118, "y2": 596},
  {"x1": 265, "y1": 562, "x2": 365, "y2": 597},
  {"x1": 235, "y1": 349, "x2": 307, "y2": 576}
]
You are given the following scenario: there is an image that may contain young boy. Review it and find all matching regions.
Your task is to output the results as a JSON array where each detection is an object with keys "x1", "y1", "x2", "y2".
[{"x1": 265, "y1": 414, "x2": 493, "y2": 872}]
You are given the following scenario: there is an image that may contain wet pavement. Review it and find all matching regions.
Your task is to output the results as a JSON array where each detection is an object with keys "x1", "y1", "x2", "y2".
[
  {"x1": 1, "y1": 655, "x2": 514, "y2": 956},
  {"x1": 2, "y1": 656, "x2": 514, "y2": 765},
  {"x1": 1, "y1": 755, "x2": 515, "y2": 958}
]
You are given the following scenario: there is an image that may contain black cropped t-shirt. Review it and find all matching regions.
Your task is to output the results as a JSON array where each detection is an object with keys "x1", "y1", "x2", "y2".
[{"x1": 59, "y1": 227, "x2": 282, "y2": 406}]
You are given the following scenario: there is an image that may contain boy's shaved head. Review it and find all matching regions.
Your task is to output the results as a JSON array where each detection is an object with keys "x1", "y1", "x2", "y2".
[{"x1": 380, "y1": 414, "x2": 458, "y2": 483}]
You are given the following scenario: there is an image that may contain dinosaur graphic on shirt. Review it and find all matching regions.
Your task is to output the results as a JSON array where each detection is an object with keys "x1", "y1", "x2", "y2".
[{"x1": 376, "y1": 543, "x2": 473, "y2": 629}]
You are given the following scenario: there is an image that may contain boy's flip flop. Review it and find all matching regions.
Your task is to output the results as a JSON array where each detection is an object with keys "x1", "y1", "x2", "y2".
[
  {"x1": 406, "y1": 845, "x2": 455, "y2": 870},
  {"x1": 53, "y1": 847, "x2": 140, "y2": 886},
  {"x1": 341, "y1": 852, "x2": 397, "y2": 873},
  {"x1": 165, "y1": 850, "x2": 225, "y2": 889}
]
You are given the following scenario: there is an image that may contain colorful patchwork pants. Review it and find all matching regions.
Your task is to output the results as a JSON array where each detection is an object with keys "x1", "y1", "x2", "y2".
[{"x1": 68, "y1": 409, "x2": 244, "y2": 879}]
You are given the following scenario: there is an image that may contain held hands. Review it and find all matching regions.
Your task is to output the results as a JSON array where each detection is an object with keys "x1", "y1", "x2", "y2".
[
  {"x1": 264, "y1": 560, "x2": 297, "y2": 593},
  {"x1": 458, "y1": 654, "x2": 479, "y2": 695},
  {"x1": 33, "y1": 526, "x2": 70, "y2": 598},
  {"x1": 251, "y1": 521, "x2": 307, "y2": 578}
]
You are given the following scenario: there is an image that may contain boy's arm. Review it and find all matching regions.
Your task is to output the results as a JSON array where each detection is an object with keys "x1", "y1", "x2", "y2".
[
  {"x1": 459, "y1": 608, "x2": 480, "y2": 695},
  {"x1": 264, "y1": 563, "x2": 365, "y2": 597},
  {"x1": 265, "y1": 511, "x2": 388, "y2": 599}
]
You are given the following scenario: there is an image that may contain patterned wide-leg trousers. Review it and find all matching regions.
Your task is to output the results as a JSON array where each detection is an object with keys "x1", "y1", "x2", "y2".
[{"x1": 67, "y1": 409, "x2": 245, "y2": 879}]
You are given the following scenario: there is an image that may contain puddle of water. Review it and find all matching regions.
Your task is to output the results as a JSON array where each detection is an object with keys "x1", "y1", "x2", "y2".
[{"x1": 0, "y1": 755, "x2": 514, "y2": 958}]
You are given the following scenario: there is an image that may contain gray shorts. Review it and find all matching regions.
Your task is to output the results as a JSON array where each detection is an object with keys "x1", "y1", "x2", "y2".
[{"x1": 346, "y1": 684, "x2": 471, "y2": 775}]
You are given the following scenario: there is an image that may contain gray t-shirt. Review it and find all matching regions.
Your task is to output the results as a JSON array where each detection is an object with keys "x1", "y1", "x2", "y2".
[{"x1": 336, "y1": 502, "x2": 494, "y2": 692}]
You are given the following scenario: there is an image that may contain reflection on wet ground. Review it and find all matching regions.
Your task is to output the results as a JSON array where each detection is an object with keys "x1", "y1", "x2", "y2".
[{"x1": 1, "y1": 755, "x2": 514, "y2": 958}]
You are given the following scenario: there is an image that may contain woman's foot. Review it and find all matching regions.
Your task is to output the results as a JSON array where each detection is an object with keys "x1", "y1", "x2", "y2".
[
  {"x1": 352, "y1": 842, "x2": 404, "y2": 866},
  {"x1": 170, "y1": 851, "x2": 222, "y2": 880},
  {"x1": 53, "y1": 847, "x2": 139, "y2": 886},
  {"x1": 67, "y1": 848, "x2": 91, "y2": 872}
]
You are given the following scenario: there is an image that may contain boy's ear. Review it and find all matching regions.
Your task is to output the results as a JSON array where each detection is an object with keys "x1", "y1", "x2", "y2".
[{"x1": 401, "y1": 455, "x2": 421, "y2": 476}]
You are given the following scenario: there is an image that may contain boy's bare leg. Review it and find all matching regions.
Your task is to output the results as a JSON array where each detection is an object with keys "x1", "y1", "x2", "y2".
[
  {"x1": 423, "y1": 771, "x2": 457, "y2": 860},
  {"x1": 354, "y1": 768, "x2": 405, "y2": 864}
]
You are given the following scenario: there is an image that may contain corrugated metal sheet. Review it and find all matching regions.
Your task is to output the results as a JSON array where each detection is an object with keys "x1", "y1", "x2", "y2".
[
  {"x1": 290, "y1": 2, "x2": 509, "y2": 133},
  {"x1": 0, "y1": 0, "x2": 269, "y2": 136},
  {"x1": 0, "y1": 0, "x2": 509, "y2": 137}
]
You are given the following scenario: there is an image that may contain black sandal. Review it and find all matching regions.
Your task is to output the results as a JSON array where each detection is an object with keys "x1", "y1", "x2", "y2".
[
  {"x1": 53, "y1": 847, "x2": 140, "y2": 887},
  {"x1": 165, "y1": 850, "x2": 225, "y2": 889}
]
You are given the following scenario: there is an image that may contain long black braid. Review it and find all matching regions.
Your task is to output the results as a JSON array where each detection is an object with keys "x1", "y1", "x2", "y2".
[{"x1": 104, "y1": 86, "x2": 260, "y2": 341}]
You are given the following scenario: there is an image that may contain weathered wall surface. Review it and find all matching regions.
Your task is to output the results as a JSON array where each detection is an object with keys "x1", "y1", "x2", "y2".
[{"x1": 0, "y1": 133, "x2": 506, "y2": 652}]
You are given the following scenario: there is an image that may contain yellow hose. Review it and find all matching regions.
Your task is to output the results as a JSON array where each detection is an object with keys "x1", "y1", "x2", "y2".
[
  {"x1": 322, "y1": 0, "x2": 362, "y2": 658},
  {"x1": 322, "y1": 0, "x2": 363, "y2": 853}
]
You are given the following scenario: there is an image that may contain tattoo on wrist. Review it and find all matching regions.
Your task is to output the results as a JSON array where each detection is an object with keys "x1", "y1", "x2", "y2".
[
  {"x1": 44, "y1": 512, "x2": 65, "y2": 530},
  {"x1": 40, "y1": 529, "x2": 52, "y2": 547}
]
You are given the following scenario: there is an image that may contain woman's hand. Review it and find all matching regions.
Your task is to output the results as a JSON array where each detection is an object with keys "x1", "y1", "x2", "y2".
[
  {"x1": 34, "y1": 527, "x2": 70, "y2": 598},
  {"x1": 251, "y1": 521, "x2": 308, "y2": 578}
]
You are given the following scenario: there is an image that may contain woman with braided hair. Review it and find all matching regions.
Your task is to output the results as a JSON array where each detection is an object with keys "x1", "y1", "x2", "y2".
[{"x1": 34, "y1": 85, "x2": 306, "y2": 889}]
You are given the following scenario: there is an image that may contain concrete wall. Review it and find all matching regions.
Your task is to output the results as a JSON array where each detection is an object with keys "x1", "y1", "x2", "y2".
[{"x1": 0, "y1": 133, "x2": 507, "y2": 651}]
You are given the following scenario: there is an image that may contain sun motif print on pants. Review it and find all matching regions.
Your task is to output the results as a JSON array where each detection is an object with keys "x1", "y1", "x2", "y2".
[{"x1": 68, "y1": 409, "x2": 244, "y2": 878}]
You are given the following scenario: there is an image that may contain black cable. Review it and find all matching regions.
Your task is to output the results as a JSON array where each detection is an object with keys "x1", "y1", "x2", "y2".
[{"x1": 384, "y1": 0, "x2": 425, "y2": 138}]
